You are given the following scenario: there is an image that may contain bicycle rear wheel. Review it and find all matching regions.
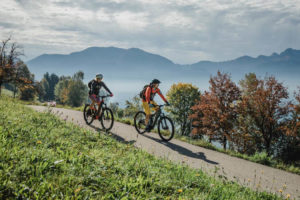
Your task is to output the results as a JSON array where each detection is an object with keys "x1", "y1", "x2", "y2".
[
  {"x1": 100, "y1": 107, "x2": 114, "y2": 131},
  {"x1": 83, "y1": 104, "x2": 94, "y2": 125},
  {"x1": 134, "y1": 111, "x2": 147, "y2": 134},
  {"x1": 158, "y1": 116, "x2": 174, "y2": 141}
]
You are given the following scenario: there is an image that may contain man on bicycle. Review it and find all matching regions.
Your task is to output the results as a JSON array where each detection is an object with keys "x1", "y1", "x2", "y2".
[
  {"x1": 88, "y1": 74, "x2": 113, "y2": 119},
  {"x1": 141, "y1": 79, "x2": 169, "y2": 131}
]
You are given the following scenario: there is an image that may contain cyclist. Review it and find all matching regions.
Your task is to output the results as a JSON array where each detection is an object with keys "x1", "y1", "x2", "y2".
[
  {"x1": 141, "y1": 79, "x2": 169, "y2": 131},
  {"x1": 88, "y1": 74, "x2": 113, "y2": 119}
]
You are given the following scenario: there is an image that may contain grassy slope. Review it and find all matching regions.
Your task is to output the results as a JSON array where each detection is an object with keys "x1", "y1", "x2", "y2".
[{"x1": 0, "y1": 97, "x2": 281, "y2": 199}]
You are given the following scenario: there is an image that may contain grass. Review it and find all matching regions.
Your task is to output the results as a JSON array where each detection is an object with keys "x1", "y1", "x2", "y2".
[
  {"x1": 0, "y1": 96, "x2": 283, "y2": 199},
  {"x1": 1, "y1": 88, "x2": 14, "y2": 97}
]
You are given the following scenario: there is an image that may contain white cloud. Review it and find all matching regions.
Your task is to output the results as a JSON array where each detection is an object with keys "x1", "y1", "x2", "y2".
[{"x1": 0, "y1": 0, "x2": 299, "y2": 63}]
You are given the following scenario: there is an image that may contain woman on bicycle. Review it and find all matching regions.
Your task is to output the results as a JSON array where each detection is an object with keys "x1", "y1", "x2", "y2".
[
  {"x1": 141, "y1": 79, "x2": 169, "y2": 131},
  {"x1": 88, "y1": 74, "x2": 113, "y2": 119}
]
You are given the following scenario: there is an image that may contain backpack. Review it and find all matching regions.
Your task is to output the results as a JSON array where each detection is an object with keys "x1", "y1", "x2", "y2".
[
  {"x1": 139, "y1": 85, "x2": 151, "y2": 100},
  {"x1": 88, "y1": 80, "x2": 95, "y2": 95}
]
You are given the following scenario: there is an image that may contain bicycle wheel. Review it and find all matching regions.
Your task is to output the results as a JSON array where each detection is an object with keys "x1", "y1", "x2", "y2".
[
  {"x1": 83, "y1": 104, "x2": 94, "y2": 125},
  {"x1": 100, "y1": 107, "x2": 114, "y2": 131},
  {"x1": 134, "y1": 111, "x2": 147, "y2": 134},
  {"x1": 158, "y1": 116, "x2": 174, "y2": 141}
]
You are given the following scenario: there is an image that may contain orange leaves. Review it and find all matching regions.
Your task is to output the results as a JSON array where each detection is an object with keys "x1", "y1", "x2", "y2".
[{"x1": 190, "y1": 72, "x2": 240, "y2": 149}]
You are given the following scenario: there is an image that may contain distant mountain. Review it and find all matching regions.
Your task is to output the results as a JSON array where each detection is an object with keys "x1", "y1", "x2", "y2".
[
  {"x1": 27, "y1": 47, "x2": 176, "y2": 80},
  {"x1": 27, "y1": 47, "x2": 300, "y2": 101}
]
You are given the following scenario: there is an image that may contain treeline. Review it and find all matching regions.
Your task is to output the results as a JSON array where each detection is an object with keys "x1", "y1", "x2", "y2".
[
  {"x1": 0, "y1": 38, "x2": 88, "y2": 107},
  {"x1": 39, "y1": 71, "x2": 88, "y2": 107}
]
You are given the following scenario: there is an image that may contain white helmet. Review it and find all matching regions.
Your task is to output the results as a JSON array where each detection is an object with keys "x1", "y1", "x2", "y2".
[{"x1": 96, "y1": 74, "x2": 103, "y2": 79}]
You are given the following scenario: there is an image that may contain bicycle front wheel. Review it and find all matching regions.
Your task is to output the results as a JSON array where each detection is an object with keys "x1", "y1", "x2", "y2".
[
  {"x1": 158, "y1": 116, "x2": 174, "y2": 142},
  {"x1": 83, "y1": 104, "x2": 94, "y2": 125},
  {"x1": 100, "y1": 108, "x2": 114, "y2": 131}
]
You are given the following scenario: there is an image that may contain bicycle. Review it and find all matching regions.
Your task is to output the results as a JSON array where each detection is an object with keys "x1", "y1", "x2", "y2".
[
  {"x1": 134, "y1": 104, "x2": 174, "y2": 141},
  {"x1": 83, "y1": 95, "x2": 114, "y2": 131}
]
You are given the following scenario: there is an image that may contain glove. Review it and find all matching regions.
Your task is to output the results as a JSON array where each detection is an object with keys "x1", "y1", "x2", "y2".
[
  {"x1": 110, "y1": 93, "x2": 114, "y2": 97},
  {"x1": 165, "y1": 101, "x2": 170, "y2": 106}
]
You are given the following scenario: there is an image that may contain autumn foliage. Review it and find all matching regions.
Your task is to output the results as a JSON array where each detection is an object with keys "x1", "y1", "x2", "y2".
[
  {"x1": 190, "y1": 71, "x2": 240, "y2": 150},
  {"x1": 190, "y1": 72, "x2": 299, "y2": 160}
]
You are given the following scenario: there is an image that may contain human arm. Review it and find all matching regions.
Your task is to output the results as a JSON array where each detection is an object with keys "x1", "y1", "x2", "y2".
[{"x1": 101, "y1": 82, "x2": 113, "y2": 96}]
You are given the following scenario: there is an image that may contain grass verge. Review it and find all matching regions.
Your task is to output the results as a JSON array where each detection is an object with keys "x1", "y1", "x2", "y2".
[{"x1": 0, "y1": 96, "x2": 283, "y2": 199}]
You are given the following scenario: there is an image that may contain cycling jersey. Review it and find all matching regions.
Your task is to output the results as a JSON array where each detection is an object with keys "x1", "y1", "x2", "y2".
[
  {"x1": 88, "y1": 79, "x2": 112, "y2": 96},
  {"x1": 143, "y1": 86, "x2": 167, "y2": 103}
]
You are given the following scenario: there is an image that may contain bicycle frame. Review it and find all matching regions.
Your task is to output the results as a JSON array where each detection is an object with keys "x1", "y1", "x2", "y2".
[
  {"x1": 94, "y1": 96, "x2": 109, "y2": 117},
  {"x1": 149, "y1": 106, "x2": 165, "y2": 128}
]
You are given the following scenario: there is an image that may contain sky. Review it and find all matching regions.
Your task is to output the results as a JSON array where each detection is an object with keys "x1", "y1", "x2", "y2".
[{"x1": 0, "y1": 0, "x2": 299, "y2": 64}]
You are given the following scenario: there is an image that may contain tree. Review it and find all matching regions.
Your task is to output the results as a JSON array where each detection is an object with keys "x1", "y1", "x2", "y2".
[
  {"x1": 124, "y1": 96, "x2": 142, "y2": 117},
  {"x1": 42, "y1": 72, "x2": 59, "y2": 101},
  {"x1": 54, "y1": 71, "x2": 88, "y2": 107},
  {"x1": 35, "y1": 81, "x2": 46, "y2": 101},
  {"x1": 239, "y1": 76, "x2": 290, "y2": 154},
  {"x1": 11, "y1": 61, "x2": 33, "y2": 98},
  {"x1": 0, "y1": 37, "x2": 23, "y2": 95},
  {"x1": 67, "y1": 79, "x2": 88, "y2": 107},
  {"x1": 239, "y1": 73, "x2": 259, "y2": 96},
  {"x1": 166, "y1": 83, "x2": 200, "y2": 135},
  {"x1": 277, "y1": 88, "x2": 300, "y2": 162},
  {"x1": 190, "y1": 71, "x2": 241, "y2": 150},
  {"x1": 18, "y1": 65, "x2": 35, "y2": 101},
  {"x1": 54, "y1": 77, "x2": 70, "y2": 104}
]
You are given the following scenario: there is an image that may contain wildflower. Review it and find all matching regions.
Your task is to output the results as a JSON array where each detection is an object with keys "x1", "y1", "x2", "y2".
[
  {"x1": 37, "y1": 140, "x2": 42, "y2": 144},
  {"x1": 283, "y1": 184, "x2": 287, "y2": 189},
  {"x1": 248, "y1": 179, "x2": 251, "y2": 182},
  {"x1": 195, "y1": 173, "x2": 200, "y2": 177},
  {"x1": 74, "y1": 187, "x2": 82, "y2": 193},
  {"x1": 279, "y1": 189, "x2": 283, "y2": 193},
  {"x1": 286, "y1": 194, "x2": 291, "y2": 199},
  {"x1": 178, "y1": 189, "x2": 183, "y2": 193}
]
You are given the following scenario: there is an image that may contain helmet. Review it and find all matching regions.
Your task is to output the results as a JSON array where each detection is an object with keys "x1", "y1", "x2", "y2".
[
  {"x1": 151, "y1": 79, "x2": 161, "y2": 84},
  {"x1": 96, "y1": 74, "x2": 103, "y2": 79}
]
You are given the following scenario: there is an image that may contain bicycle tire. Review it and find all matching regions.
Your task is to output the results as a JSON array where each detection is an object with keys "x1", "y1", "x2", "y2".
[
  {"x1": 83, "y1": 104, "x2": 94, "y2": 125},
  {"x1": 100, "y1": 107, "x2": 114, "y2": 131},
  {"x1": 158, "y1": 116, "x2": 174, "y2": 142}
]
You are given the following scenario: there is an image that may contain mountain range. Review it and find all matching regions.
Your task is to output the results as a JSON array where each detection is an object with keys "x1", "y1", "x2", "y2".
[
  {"x1": 26, "y1": 47, "x2": 300, "y2": 102},
  {"x1": 27, "y1": 47, "x2": 300, "y2": 80}
]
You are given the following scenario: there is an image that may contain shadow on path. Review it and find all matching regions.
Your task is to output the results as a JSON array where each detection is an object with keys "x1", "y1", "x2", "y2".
[
  {"x1": 88, "y1": 124, "x2": 218, "y2": 165},
  {"x1": 89, "y1": 124, "x2": 136, "y2": 145},
  {"x1": 143, "y1": 134, "x2": 219, "y2": 165}
]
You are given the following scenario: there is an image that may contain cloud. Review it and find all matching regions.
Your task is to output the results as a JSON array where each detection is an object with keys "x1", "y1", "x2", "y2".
[{"x1": 0, "y1": 0, "x2": 299, "y2": 63}]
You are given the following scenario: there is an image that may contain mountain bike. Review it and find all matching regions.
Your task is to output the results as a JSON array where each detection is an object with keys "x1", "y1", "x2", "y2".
[
  {"x1": 83, "y1": 95, "x2": 114, "y2": 131},
  {"x1": 134, "y1": 104, "x2": 174, "y2": 141}
]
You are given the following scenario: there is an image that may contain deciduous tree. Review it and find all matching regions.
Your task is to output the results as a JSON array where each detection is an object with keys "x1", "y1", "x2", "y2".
[
  {"x1": 190, "y1": 71, "x2": 241, "y2": 150},
  {"x1": 166, "y1": 83, "x2": 200, "y2": 135}
]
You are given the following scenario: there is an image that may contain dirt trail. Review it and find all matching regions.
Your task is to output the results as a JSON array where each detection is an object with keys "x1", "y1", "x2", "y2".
[{"x1": 29, "y1": 105, "x2": 300, "y2": 199}]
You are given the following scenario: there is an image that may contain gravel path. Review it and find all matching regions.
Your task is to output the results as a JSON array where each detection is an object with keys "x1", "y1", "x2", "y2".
[{"x1": 29, "y1": 105, "x2": 300, "y2": 199}]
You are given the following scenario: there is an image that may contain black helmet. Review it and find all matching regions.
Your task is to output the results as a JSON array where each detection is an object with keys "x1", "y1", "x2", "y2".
[{"x1": 151, "y1": 79, "x2": 161, "y2": 84}]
